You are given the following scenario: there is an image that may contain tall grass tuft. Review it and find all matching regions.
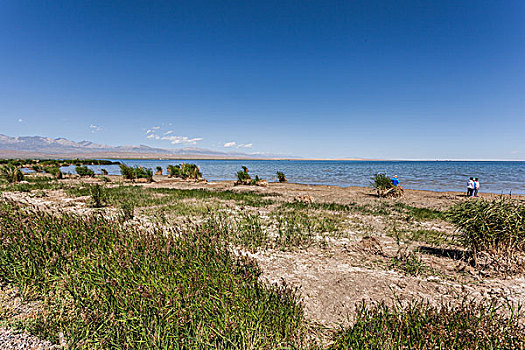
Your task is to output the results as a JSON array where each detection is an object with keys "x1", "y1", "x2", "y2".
[
  {"x1": 0, "y1": 200, "x2": 306, "y2": 348},
  {"x1": 120, "y1": 164, "x2": 154, "y2": 182},
  {"x1": 44, "y1": 166, "x2": 63, "y2": 179},
  {"x1": 330, "y1": 299, "x2": 525, "y2": 350},
  {"x1": 75, "y1": 166, "x2": 94, "y2": 177},
  {"x1": 89, "y1": 184, "x2": 106, "y2": 208},
  {"x1": 446, "y1": 198, "x2": 525, "y2": 255},
  {"x1": 276, "y1": 171, "x2": 287, "y2": 183},
  {"x1": 167, "y1": 163, "x2": 202, "y2": 180},
  {"x1": 0, "y1": 165, "x2": 24, "y2": 183}
]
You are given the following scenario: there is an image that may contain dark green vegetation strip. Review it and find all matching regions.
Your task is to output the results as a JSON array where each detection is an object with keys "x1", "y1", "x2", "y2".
[
  {"x1": 67, "y1": 184, "x2": 277, "y2": 207},
  {"x1": 282, "y1": 201, "x2": 443, "y2": 221},
  {"x1": 330, "y1": 300, "x2": 525, "y2": 350},
  {"x1": 0, "y1": 200, "x2": 306, "y2": 349}
]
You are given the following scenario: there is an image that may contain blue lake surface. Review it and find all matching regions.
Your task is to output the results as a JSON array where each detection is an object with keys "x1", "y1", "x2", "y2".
[{"x1": 60, "y1": 160, "x2": 525, "y2": 195}]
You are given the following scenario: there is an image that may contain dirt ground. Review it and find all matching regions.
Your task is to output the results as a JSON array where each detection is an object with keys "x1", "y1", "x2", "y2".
[{"x1": 2, "y1": 176, "x2": 525, "y2": 329}]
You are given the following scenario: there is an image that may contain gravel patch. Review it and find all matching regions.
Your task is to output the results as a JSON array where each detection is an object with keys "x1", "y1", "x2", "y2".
[{"x1": 0, "y1": 327, "x2": 56, "y2": 349}]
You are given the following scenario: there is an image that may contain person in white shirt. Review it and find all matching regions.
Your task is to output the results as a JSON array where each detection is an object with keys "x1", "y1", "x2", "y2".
[{"x1": 467, "y1": 177, "x2": 475, "y2": 197}]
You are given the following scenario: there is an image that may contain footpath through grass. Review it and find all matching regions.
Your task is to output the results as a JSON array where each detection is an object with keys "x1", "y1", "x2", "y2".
[{"x1": 0, "y1": 200, "x2": 307, "y2": 349}]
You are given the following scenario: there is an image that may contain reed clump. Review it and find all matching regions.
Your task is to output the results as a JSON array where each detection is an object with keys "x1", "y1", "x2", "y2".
[
  {"x1": 276, "y1": 171, "x2": 287, "y2": 183},
  {"x1": 75, "y1": 165, "x2": 94, "y2": 177},
  {"x1": 330, "y1": 299, "x2": 525, "y2": 350},
  {"x1": 0, "y1": 164, "x2": 24, "y2": 183},
  {"x1": 120, "y1": 164, "x2": 154, "y2": 182},
  {"x1": 446, "y1": 198, "x2": 525, "y2": 255},
  {"x1": 167, "y1": 163, "x2": 202, "y2": 180},
  {"x1": 0, "y1": 200, "x2": 306, "y2": 348}
]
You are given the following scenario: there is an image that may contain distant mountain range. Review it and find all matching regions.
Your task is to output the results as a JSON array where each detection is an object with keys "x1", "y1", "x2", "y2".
[{"x1": 0, "y1": 134, "x2": 296, "y2": 160}]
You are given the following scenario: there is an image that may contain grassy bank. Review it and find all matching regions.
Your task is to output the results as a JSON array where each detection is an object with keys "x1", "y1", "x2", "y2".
[{"x1": 0, "y1": 200, "x2": 308, "y2": 349}]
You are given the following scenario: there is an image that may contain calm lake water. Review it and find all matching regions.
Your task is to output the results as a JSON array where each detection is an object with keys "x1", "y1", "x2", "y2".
[{"x1": 60, "y1": 160, "x2": 525, "y2": 195}]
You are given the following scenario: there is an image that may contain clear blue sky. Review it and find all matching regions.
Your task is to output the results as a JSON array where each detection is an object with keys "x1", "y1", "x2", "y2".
[{"x1": 1, "y1": 1, "x2": 524, "y2": 159}]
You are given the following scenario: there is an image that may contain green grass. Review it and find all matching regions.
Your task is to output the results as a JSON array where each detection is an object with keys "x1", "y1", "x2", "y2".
[
  {"x1": 0, "y1": 200, "x2": 308, "y2": 349},
  {"x1": 67, "y1": 185, "x2": 277, "y2": 208},
  {"x1": 1, "y1": 176, "x2": 68, "y2": 192},
  {"x1": 446, "y1": 198, "x2": 525, "y2": 254},
  {"x1": 282, "y1": 201, "x2": 444, "y2": 222},
  {"x1": 392, "y1": 202, "x2": 444, "y2": 221},
  {"x1": 330, "y1": 299, "x2": 525, "y2": 350},
  {"x1": 391, "y1": 249, "x2": 431, "y2": 276}
]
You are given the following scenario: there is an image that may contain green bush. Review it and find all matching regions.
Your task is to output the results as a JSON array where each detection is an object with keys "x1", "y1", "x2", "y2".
[
  {"x1": 31, "y1": 164, "x2": 42, "y2": 173},
  {"x1": 446, "y1": 198, "x2": 525, "y2": 254},
  {"x1": 134, "y1": 167, "x2": 153, "y2": 182},
  {"x1": 276, "y1": 171, "x2": 287, "y2": 183},
  {"x1": 75, "y1": 166, "x2": 94, "y2": 177},
  {"x1": 0, "y1": 165, "x2": 24, "y2": 183},
  {"x1": 119, "y1": 165, "x2": 152, "y2": 182},
  {"x1": 120, "y1": 164, "x2": 136, "y2": 180},
  {"x1": 330, "y1": 299, "x2": 525, "y2": 350},
  {"x1": 89, "y1": 184, "x2": 106, "y2": 208},
  {"x1": 371, "y1": 173, "x2": 393, "y2": 190},
  {"x1": 0, "y1": 200, "x2": 306, "y2": 348},
  {"x1": 237, "y1": 170, "x2": 251, "y2": 183},
  {"x1": 44, "y1": 167, "x2": 63, "y2": 179},
  {"x1": 167, "y1": 163, "x2": 202, "y2": 180}
]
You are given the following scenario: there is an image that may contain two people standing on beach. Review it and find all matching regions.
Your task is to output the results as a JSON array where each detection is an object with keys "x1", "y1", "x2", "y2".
[{"x1": 467, "y1": 177, "x2": 480, "y2": 197}]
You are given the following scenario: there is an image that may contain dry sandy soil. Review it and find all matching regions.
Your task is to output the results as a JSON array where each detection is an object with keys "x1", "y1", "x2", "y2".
[{"x1": 2, "y1": 176, "x2": 525, "y2": 332}]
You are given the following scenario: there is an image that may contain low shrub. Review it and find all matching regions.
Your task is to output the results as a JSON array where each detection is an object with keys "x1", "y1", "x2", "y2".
[
  {"x1": 236, "y1": 170, "x2": 251, "y2": 183},
  {"x1": 31, "y1": 165, "x2": 42, "y2": 173},
  {"x1": 0, "y1": 165, "x2": 24, "y2": 183},
  {"x1": 44, "y1": 166, "x2": 63, "y2": 179},
  {"x1": 134, "y1": 167, "x2": 153, "y2": 182},
  {"x1": 167, "y1": 163, "x2": 202, "y2": 180},
  {"x1": 120, "y1": 164, "x2": 135, "y2": 181},
  {"x1": 75, "y1": 166, "x2": 94, "y2": 177},
  {"x1": 446, "y1": 198, "x2": 525, "y2": 254},
  {"x1": 371, "y1": 173, "x2": 393, "y2": 190},
  {"x1": 89, "y1": 184, "x2": 106, "y2": 208},
  {"x1": 235, "y1": 167, "x2": 265, "y2": 186},
  {"x1": 120, "y1": 164, "x2": 153, "y2": 182}
]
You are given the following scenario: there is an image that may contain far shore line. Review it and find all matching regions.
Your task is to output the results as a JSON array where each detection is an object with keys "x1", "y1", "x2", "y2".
[{"x1": 1, "y1": 151, "x2": 524, "y2": 162}]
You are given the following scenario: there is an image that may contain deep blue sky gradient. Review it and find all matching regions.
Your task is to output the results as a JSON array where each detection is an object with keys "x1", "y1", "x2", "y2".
[{"x1": 1, "y1": 1, "x2": 524, "y2": 159}]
